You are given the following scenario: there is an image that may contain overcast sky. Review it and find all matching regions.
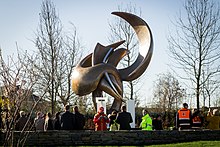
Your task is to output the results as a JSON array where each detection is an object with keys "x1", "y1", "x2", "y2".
[{"x1": 0, "y1": 0, "x2": 186, "y2": 106}]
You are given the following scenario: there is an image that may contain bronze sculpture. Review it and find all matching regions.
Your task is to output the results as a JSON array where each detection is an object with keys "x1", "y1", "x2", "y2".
[{"x1": 71, "y1": 12, "x2": 153, "y2": 111}]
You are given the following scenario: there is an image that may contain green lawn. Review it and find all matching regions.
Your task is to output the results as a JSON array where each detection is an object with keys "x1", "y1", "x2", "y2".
[
  {"x1": 78, "y1": 141, "x2": 220, "y2": 147},
  {"x1": 148, "y1": 141, "x2": 220, "y2": 147}
]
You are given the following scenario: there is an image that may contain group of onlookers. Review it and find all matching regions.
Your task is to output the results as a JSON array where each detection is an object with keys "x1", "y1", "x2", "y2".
[
  {"x1": 93, "y1": 105, "x2": 163, "y2": 131},
  {"x1": 14, "y1": 105, "x2": 85, "y2": 131},
  {"x1": 176, "y1": 103, "x2": 220, "y2": 130},
  {"x1": 34, "y1": 111, "x2": 55, "y2": 131},
  {"x1": 105, "y1": 102, "x2": 219, "y2": 132},
  {"x1": 59, "y1": 105, "x2": 85, "y2": 130},
  {"x1": 94, "y1": 105, "x2": 133, "y2": 131},
  {"x1": 1, "y1": 103, "x2": 219, "y2": 132}
]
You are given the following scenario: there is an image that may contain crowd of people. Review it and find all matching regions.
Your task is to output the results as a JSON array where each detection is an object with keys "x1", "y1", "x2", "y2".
[
  {"x1": 13, "y1": 105, "x2": 86, "y2": 131},
  {"x1": 0, "y1": 103, "x2": 219, "y2": 132},
  {"x1": 93, "y1": 105, "x2": 162, "y2": 131},
  {"x1": 9, "y1": 105, "x2": 155, "y2": 131},
  {"x1": 176, "y1": 103, "x2": 220, "y2": 130}
]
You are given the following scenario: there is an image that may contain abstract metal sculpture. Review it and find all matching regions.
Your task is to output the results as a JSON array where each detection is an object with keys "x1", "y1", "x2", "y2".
[{"x1": 71, "y1": 12, "x2": 153, "y2": 111}]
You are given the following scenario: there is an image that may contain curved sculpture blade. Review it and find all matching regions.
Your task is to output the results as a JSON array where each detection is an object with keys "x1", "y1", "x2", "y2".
[
  {"x1": 108, "y1": 48, "x2": 128, "y2": 66},
  {"x1": 72, "y1": 63, "x2": 121, "y2": 96},
  {"x1": 92, "y1": 40, "x2": 125, "y2": 65},
  {"x1": 112, "y1": 12, "x2": 154, "y2": 81}
]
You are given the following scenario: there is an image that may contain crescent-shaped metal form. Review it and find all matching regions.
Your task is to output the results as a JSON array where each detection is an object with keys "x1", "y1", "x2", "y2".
[{"x1": 112, "y1": 12, "x2": 154, "y2": 81}]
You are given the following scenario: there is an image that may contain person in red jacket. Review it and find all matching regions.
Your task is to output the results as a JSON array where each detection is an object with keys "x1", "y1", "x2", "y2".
[{"x1": 93, "y1": 106, "x2": 109, "y2": 131}]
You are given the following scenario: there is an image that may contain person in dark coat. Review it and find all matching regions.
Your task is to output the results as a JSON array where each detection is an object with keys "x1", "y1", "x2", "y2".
[
  {"x1": 73, "y1": 106, "x2": 85, "y2": 130},
  {"x1": 61, "y1": 105, "x2": 76, "y2": 130},
  {"x1": 152, "y1": 114, "x2": 163, "y2": 130},
  {"x1": 16, "y1": 111, "x2": 28, "y2": 131},
  {"x1": 115, "y1": 105, "x2": 133, "y2": 130},
  {"x1": 54, "y1": 112, "x2": 61, "y2": 130}
]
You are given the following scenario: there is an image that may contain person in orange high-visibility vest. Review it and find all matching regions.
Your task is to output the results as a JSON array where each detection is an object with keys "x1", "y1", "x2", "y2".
[
  {"x1": 192, "y1": 109, "x2": 202, "y2": 129},
  {"x1": 176, "y1": 103, "x2": 192, "y2": 130}
]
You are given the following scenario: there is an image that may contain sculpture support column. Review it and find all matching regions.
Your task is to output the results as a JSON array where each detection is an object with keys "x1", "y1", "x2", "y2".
[
  {"x1": 92, "y1": 89, "x2": 103, "y2": 111},
  {"x1": 127, "y1": 99, "x2": 135, "y2": 128}
]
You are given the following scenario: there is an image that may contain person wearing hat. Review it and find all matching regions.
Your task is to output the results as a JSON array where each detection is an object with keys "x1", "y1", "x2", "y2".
[
  {"x1": 93, "y1": 106, "x2": 109, "y2": 131},
  {"x1": 176, "y1": 103, "x2": 192, "y2": 130}
]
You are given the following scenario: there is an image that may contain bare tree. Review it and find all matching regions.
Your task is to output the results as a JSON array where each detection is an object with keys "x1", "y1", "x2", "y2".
[
  {"x1": 0, "y1": 48, "x2": 46, "y2": 147},
  {"x1": 201, "y1": 68, "x2": 220, "y2": 108},
  {"x1": 54, "y1": 25, "x2": 82, "y2": 106},
  {"x1": 152, "y1": 72, "x2": 186, "y2": 127},
  {"x1": 168, "y1": 0, "x2": 220, "y2": 109},
  {"x1": 153, "y1": 73, "x2": 185, "y2": 111},
  {"x1": 108, "y1": 4, "x2": 141, "y2": 105},
  {"x1": 30, "y1": 0, "x2": 82, "y2": 114}
]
